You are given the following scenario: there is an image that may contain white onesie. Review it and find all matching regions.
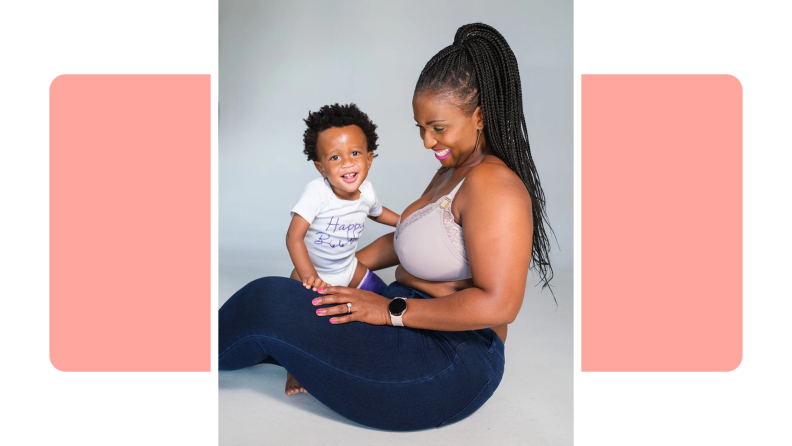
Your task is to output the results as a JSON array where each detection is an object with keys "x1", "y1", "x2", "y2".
[{"x1": 290, "y1": 177, "x2": 382, "y2": 286}]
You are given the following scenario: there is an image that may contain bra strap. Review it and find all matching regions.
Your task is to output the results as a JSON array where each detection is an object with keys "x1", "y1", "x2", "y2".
[
  {"x1": 448, "y1": 178, "x2": 466, "y2": 199},
  {"x1": 439, "y1": 178, "x2": 466, "y2": 210}
]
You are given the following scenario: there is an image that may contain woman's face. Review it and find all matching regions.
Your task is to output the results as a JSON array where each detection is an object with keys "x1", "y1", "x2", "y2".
[{"x1": 412, "y1": 92, "x2": 483, "y2": 168}]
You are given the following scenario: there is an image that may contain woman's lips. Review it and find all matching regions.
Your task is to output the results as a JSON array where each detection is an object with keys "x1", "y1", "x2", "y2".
[
  {"x1": 341, "y1": 172, "x2": 358, "y2": 183},
  {"x1": 434, "y1": 148, "x2": 451, "y2": 160}
]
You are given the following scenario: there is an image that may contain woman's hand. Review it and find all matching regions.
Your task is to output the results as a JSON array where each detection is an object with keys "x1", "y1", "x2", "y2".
[{"x1": 313, "y1": 287, "x2": 392, "y2": 326}]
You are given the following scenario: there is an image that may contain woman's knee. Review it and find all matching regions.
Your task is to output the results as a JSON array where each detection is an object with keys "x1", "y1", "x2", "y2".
[
  {"x1": 223, "y1": 276, "x2": 295, "y2": 309},
  {"x1": 220, "y1": 276, "x2": 318, "y2": 333}
]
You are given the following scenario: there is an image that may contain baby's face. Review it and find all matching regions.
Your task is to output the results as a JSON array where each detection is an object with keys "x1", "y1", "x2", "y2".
[{"x1": 314, "y1": 125, "x2": 373, "y2": 200}]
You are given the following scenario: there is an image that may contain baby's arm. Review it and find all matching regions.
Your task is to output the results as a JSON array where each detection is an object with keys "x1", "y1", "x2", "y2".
[
  {"x1": 369, "y1": 206, "x2": 400, "y2": 227},
  {"x1": 285, "y1": 214, "x2": 330, "y2": 291}
]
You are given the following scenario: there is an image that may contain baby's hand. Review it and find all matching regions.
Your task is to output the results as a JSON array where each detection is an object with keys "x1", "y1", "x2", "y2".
[{"x1": 302, "y1": 275, "x2": 331, "y2": 292}]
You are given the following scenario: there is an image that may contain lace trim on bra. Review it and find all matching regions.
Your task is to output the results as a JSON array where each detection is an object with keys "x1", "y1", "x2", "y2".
[
  {"x1": 441, "y1": 205, "x2": 467, "y2": 260},
  {"x1": 395, "y1": 199, "x2": 440, "y2": 239},
  {"x1": 394, "y1": 196, "x2": 468, "y2": 261}
]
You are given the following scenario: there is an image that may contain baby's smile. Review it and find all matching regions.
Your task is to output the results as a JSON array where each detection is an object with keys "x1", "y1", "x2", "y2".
[{"x1": 340, "y1": 171, "x2": 359, "y2": 183}]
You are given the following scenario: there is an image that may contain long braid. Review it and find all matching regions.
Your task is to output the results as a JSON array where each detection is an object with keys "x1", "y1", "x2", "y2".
[{"x1": 415, "y1": 23, "x2": 556, "y2": 293}]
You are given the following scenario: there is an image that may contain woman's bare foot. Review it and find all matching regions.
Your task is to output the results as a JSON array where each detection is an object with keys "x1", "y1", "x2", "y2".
[{"x1": 285, "y1": 372, "x2": 307, "y2": 396}]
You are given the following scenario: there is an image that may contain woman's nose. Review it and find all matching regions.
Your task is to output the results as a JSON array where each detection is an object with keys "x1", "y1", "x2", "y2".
[{"x1": 423, "y1": 133, "x2": 437, "y2": 149}]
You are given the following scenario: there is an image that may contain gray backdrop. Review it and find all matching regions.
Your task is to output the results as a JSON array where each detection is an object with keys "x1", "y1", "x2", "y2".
[
  {"x1": 219, "y1": 2, "x2": 573, "y2": 442},
  {"x1": 219, "y1": 0, "x2": 572, "y2": 278}
]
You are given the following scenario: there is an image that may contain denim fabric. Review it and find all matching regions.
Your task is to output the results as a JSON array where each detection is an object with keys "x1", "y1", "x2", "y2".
[{"x1": 219, "y1": 277, "x2": 505, "y2": 431}]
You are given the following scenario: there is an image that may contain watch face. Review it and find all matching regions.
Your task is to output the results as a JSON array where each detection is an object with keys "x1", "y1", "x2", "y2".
[{"x1": 388, "y1": 298, "x2": 407, "y2": 315}]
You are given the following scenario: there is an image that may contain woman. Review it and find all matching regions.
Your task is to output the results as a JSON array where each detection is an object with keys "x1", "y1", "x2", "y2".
[{"x1": 219, "y1": 23, "x2": 554, "y2": 431}]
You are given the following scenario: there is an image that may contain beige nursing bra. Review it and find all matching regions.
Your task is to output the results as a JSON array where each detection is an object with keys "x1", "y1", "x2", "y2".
[{"x1": 394, "y1": 178, "x2": 472, "y2": 281}]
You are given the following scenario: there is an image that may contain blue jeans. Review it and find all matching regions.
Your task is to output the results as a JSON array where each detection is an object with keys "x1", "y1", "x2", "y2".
[{"x1": 219, "y1": 277, "x2": 505, "y2": 431}]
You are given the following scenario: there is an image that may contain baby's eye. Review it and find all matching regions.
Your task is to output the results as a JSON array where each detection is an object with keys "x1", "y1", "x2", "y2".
[
  {"x1": 352, "y1": 151, "x2": 361, "y2": 156},
  {"x1": 330, "y1": 155, "x2": 340, "y2": 161}
]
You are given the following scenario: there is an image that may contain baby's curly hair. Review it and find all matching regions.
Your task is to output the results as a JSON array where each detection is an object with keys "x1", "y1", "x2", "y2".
[{"x1": 303, "y1": 103, "x2": 379, "y2": 161}]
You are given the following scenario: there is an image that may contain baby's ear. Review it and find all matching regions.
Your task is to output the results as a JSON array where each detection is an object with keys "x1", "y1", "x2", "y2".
[
  {"x1": 313, "y1": 161, "x2": 326, "y2": 177},
  {"x1": 366, "y1": 150, "x2": 374, "y2": 168}
]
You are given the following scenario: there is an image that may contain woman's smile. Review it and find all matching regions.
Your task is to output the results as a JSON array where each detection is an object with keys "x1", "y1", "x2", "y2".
[{"x1": 433, "y1": 148, "x2": 451, "y2": 160}]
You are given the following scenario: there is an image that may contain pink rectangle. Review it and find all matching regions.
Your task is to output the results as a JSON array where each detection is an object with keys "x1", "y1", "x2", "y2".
[
  {"x1": 50, "y1": 74, "x2": 210, "y2": 371},
  {"x1": 581, "y1": 75, "x2": 742, "y2": 372}
]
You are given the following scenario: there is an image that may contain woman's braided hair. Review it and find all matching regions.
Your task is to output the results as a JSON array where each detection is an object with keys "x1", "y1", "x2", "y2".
[{"x1": 415, "y1": 23, "x2": 555, "y2": 291}]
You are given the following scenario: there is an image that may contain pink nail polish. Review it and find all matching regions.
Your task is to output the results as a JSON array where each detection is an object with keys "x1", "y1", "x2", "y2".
[
  {"x1": 329, "y1": 318, "x2": 336, "y2": 323},
  {"x1": 312, "y1": 298, "x2": 318, "y2": 304},
  {"x1": 317, "y1": 288, "x2": 323, "y2": 292},
  {"x1": 316, "y1": 309, "x2": 322, "y2": 315}
]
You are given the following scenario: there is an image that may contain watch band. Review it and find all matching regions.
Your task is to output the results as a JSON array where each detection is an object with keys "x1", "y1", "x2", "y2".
[
  {"x1": 389, "y1": 297, "x2": 407, "y2": 327},
  {"x1": 391, "y1": 313, "x2": 404, "y2": 327}
]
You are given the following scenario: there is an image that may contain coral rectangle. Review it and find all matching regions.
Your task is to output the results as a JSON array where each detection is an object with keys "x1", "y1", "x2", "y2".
[
  {"x1": 581, "y1": 75, "x2": 742, "y2": 371},
  {"x1": 50, "y1": 75, "x2": 210, "y2": 371}
]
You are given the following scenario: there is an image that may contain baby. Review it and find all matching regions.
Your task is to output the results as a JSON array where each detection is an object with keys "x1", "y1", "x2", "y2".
[
  {"x1": 284, "y1": 103, "x2": 398, "y2": 394},
  {"x1": 287, "y1": 102, "x2": 398, "y2": 291}
]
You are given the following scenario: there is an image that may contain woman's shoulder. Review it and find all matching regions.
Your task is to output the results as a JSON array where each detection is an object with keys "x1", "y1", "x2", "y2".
[
  {"x1": 460, "y1": 158, "x2": 531, "y2": 206},
  {"x1": 464, "y1": 157, "x2": 525, "y2": 189}
]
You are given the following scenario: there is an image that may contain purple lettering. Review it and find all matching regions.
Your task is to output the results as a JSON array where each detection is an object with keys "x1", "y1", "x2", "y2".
[{"x1": 325, "y1": 216, "x2": 340, "y2": 233}]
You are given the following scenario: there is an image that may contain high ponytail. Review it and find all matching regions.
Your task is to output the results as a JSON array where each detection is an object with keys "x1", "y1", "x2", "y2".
[{"x1": 415, "y1": 23, "x2": 556, "y2": 292}]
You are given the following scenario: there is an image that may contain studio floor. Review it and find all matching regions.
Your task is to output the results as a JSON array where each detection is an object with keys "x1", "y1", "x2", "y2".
[{"x1": 219, "y1": 256, "x2": 573, "y2": 446}]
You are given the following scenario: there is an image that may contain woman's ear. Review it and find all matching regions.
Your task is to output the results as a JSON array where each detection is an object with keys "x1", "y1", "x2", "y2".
[
  {"x1": 473, "y1": 106, "x2": 484, "y2": 130},
  {"x1": 313, "y1": 161, "x2": 326, "y2": 178}
]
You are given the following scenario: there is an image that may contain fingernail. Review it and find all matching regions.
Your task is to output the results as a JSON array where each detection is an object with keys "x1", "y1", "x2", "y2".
[
  {"x1": 312, "y1": 298, "x2": 319, "y2": 304},
  {"x1": 316, "y1": 309, "x2": 323, "y2": 315},
  {"x1": 329, "y1": 318, "x2": 336, "y2": 324},
  {"x1": 317, "y1": 288, "x2": 323, "y2": 292}
]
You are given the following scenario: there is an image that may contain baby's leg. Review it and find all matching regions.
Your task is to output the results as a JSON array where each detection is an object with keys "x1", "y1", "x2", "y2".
[
  {"x1": 346, "y1": 261, "x2": 368, "y2": 288},
  {"x1": 349, "y1": 261, "x2": 388, "y2": 295}
]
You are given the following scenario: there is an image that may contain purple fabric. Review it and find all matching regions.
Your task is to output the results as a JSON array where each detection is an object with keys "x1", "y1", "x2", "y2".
[{"x1": 357, "y1": 269, "x2": 387, "y2": 295}]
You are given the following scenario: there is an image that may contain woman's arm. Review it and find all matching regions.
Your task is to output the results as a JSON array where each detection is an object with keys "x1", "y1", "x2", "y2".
[{"x1": 355, "y1": 232, "x2": 398, "y2": 271}]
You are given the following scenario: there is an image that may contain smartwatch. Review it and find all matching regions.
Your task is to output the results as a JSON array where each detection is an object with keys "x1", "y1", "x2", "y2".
[{"x1": 388, "y1": 297, "x2": 408, "y2": 327}]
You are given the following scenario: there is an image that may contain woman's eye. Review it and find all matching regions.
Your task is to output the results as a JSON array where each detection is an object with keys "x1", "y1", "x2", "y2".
[
  {"x1": 330, "y1": 155, "x2": 339, "y2": 161},
  {"x1": 433, "y1": 126, "x2": 445, "y2": 132}
]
